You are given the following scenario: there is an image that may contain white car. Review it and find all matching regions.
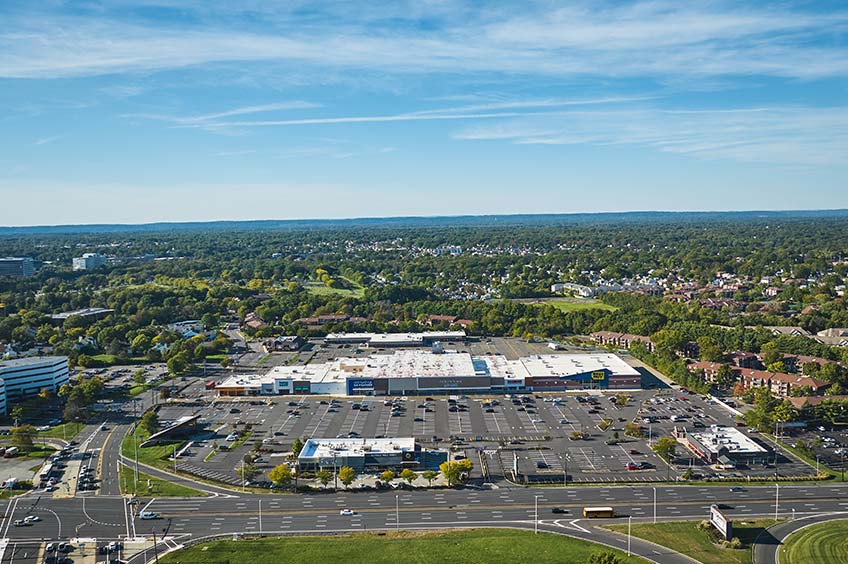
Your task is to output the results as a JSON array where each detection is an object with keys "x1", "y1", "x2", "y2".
[
  {"x1": 24, "y1": 515, "x2": 41, "y2": 523},
  {"x1": 339, "y1": 509, "x2": 356, "y2": 516},
  {"x1": 139, "y1": 511, "x2": 159, "y2": 520}
]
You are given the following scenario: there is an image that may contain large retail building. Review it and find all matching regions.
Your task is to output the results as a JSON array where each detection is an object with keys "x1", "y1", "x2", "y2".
[{"x1": 214, "y1": 350, "x2": 641, "y2": 397}]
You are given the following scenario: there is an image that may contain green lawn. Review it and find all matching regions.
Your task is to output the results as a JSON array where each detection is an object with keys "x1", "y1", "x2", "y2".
[
  {"x1": 119, "y1": 464, "x2": 204, "y2": 497},
  {"x1": 90, "y1": 354, "x2": 148, "y2": 366},
  {"x1": 541, "y1": 298, "x2": 618, "y2": 312},
  {"x1": 120, "y1": 426, "x2": 184, "y2": 470},
  {"x1": 160, "y1": 529, "x2": 649, "y2": 564},
  {"x1": 24, "y1": 445, "x2": 56, "y2": 459},
  {"x1": 36, "y1": 421, "x2": 86, "y2": 441},
  {"x1": 782, "y1": 519, "x2": 848, "y2": 564},
  {"x1": 303, "y1": 276, "x2": 365, "y2": 298},
  {"x1": 606, "y1": 519, "x2": 777, "y2": 564}
]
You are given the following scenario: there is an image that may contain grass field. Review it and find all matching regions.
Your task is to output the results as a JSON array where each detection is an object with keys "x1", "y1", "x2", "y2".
[
  {"x1": 159, "y1": 529, "x2": 649, "y2": 564},
  {"x1": 119, "y1": 464, "x2": 204, "y2": 497},
  {"x1": 541, "y1": 298, "x2": 618, "y2": 312},
  {"x1": 90, "y1": 354, "x2": 148, "y2": 366},
  {"x1": 303, "y1": 276, "x2": 365, "y2": 298},
  {"x1": 120, "y1": 426, "x2": 183, "y2": 470},
  {"x1": 606, "y1": 519, "x2": 777, "y2": 564},
  {"x1": 36, "y1": 421, "x2": 86, "y2": 441},
  {"x1": 782, "y1": 519, "x2": 848, "y2": 564}
]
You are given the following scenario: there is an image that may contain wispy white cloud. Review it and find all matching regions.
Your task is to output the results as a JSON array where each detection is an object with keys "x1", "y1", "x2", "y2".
[
  {"x1": 454, "y1": 105, "x2": 848, "y2": 165},
  {"x1": 187, "y1": 101, "x2": 320, "y2": 122},
  {"x1": 171, "y1": 97, "x2": 649, "y2": 130},
  {"x1": 32, "y1": 135, "x2": 60, "y2": 145},
  {"x1": 0, "y1": 2, "x2": 846, "y2": 80}
]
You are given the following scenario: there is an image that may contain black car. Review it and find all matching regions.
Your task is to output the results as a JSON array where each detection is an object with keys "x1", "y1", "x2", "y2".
[{"x1": 551, "y1": 507, "x2": 568, "y2": 514}]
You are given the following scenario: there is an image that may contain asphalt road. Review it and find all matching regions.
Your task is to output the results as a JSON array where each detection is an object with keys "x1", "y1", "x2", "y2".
[{"x1": 3, "y1": 481, "x2": 848, "y2": 564}]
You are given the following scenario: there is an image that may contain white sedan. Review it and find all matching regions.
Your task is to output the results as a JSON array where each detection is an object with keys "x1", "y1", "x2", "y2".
[{"x1": 339, "y1": 509, "x2": 356, "y2": 516}]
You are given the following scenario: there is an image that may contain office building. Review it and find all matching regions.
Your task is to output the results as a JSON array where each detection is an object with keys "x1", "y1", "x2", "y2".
[
  {"x1": 0, "y1": 356, "x2": 70, "y2": 415},
  {"x1": 0, "y1": 257, "x2": 35, "y2": 277},
  {"x1": 72, "y1": 253, "x2": 108, "y2": 271}
]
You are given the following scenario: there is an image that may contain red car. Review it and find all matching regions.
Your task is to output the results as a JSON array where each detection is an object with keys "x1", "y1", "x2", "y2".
[{"x1": 626, "y1": 462, "x2": 639, "y2": 471}]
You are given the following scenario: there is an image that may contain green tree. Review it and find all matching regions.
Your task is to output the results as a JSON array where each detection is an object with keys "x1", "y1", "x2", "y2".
[
  {"x1": 133, "y1": 369, "x2": 147, "y2": 384},
  {"x1": 338, "y1": 466, "x2": 357, "y2": 488},
  {"x1": 268, "y1": 464, "x2": 293, "y2": 488},
  {"x1": 291, "y1": 437, "x2": 305, "y2": 458},
  {"x1": 653, "y1": 437, "x2": 677, "y2": 461},
  {"x1": 715, "y1": 364, "x2": 737, "y2": 389},
  {"x1": 237, "y1": 463, "x2": 257, "y2": 483},
  {"x1": 380, "y1": 470, "x2": 395, "y2": 483},
  {"x1": 422, "y1": 470, "x2": 439, "y2": 487},
  {"x1": 316, "y1": 470, "x2": 333, "y2": 487},
  {"x1": 139, "y1": 411, "x2": 159, "y2": 436},
  {"x1": 439, "y1": 459, "x2": 473, "y2": 486},
  {"x1": 9, "y1": 405, "x2": 24, "y2": 422},
  {"x1": 11, "y1": 425, "x2": 35, "y2": 452},
  {"x1": 697, "y1": 336, "x2": 723, "y2": 362},
  {"x1": 400, "y1": 468, "x2": 417, "y2": 485}
]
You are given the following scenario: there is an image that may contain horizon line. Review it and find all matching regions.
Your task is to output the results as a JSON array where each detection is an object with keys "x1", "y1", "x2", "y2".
[{"x1": 2, "y1": 208, "x2": 848, "y2": 231}]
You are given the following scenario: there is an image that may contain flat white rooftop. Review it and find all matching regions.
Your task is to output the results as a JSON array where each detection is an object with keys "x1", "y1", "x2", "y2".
[
  {"x1": 215, "y1": 350, "x2": 639, "y2": 390},
  {"x1": 518, "y1": 353, "x2": 641, "y2": 378},
  {"x1": 325, "y1": 331, "x2": 466, "y2": 344},
  {"x1": 689, "y1": 425, "x2": 767, "y2": 455},
  {"x1": 299, "y1": 437, "x2": 416, "y2": 460}
]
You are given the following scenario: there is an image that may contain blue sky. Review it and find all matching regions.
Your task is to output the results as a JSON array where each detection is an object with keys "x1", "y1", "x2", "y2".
[{"x1": 1, "y1": 1, "x2": 847, "y2": 225}]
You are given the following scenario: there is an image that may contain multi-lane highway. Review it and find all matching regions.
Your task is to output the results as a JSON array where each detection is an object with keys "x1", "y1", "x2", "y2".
[
  {"x1": 2, "y1": 380, "x2": 846, "y2": 563},
  {"x1": 3, "y1": 480, "x2": 848, "y2": 563}
]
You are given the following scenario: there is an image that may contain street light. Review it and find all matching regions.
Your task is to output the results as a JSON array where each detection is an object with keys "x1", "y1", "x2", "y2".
[
  {"x1": 627, "y1": 516, "x2": 632, "y2": 556},
  {"x1": 774, "y1": 483, "x2": 780, "y2": 520},
  {"x1": 534, "y1": 495, "x2": 541, "y2": 534},
  {"x1": 395, "y1": 494, "x2": 400, "y2": 531},
  {"x1": 652, "y1": 487, "x2": 657, "y2": 524}
]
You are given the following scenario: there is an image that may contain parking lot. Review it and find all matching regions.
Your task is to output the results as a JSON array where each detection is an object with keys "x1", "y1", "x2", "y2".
[{"x1": 150, "y1": 377, "x2": 817, "y2": 486}]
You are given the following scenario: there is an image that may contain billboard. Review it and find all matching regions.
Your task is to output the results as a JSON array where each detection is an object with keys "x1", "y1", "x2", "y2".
[{"x1": 709, "y1": 504, "x2": 733, "y2": 540}]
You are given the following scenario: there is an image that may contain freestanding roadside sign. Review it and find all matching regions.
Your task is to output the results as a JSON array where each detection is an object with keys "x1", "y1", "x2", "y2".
[{"x1": 710, "y1": 504, "x2": 733, "y2": 540}]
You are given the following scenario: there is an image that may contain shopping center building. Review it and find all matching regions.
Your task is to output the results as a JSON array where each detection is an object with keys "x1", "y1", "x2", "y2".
[{"x1": 214, "y1": 349, "x2": 641, "y2": 397}]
